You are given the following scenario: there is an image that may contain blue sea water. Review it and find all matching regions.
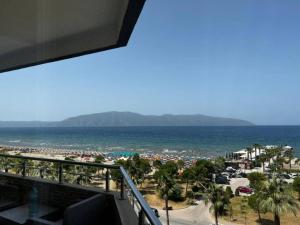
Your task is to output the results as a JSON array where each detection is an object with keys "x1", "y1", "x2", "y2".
[{"x1": 0, "y1": 126, "x2": 299, "y2": 156}]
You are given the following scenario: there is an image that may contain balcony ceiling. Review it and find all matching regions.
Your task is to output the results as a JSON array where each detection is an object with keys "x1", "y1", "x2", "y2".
[{"x1": 0, "y1": 0, "x2": 145, "y2": 73}]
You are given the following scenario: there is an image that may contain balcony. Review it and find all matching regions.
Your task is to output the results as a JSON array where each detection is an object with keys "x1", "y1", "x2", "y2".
[{"x1": 0, "y1": 154, "x2": 161, "y2": 225}]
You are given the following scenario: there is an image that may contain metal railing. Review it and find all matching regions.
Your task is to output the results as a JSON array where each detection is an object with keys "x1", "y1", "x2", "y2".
[{"x1": 0, "y1": 154, "x2": 162, "y2": 225}]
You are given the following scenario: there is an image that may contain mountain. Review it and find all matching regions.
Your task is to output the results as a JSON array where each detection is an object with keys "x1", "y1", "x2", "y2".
[{"x1": 0, "y1": 112, "x2": 254, "y2": 127}]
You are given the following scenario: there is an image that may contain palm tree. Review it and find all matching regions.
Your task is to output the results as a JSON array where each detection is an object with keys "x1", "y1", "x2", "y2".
[
  {"x1": 265, "y1": 147, "x2": 282, "y2": 172},
  {"x1": 205, "y1": 184, "x2": 230, "y2": 225},
  {"x1": 260, "y1": 178, "x2": 299, "y2": 225},
  {"x1": 253, "y1": 144, "x2": 261, "y2": 157},
  {"x1": 248, "y1": 193, "x2": 265, "y2": 225},
  {"x1": 241, "y1": 197, "x2": 248, "y2": 225},
  {"x1": 246, "y1": 147, "x2": 253, "y2": 161},
  {"x1": 265, "y1": 148, "x2": 273, "y2": 165},
  {"x1": 177, "y1": 159, "x2": 185, "y2": 172},
  {"x1": 258, "y1": 153, "x2": 268, "y2": 172},
  {"x1": 293, "y1": 177, "x2": 300, "y2": 200},
  {"x1": 155, "y1": 170, "x2": 176, "y2": 225},
  {"x1": 153, "y1": 160, "x2": 162, "y2": 169},
  {"x1": 274, "y1": 155, "x2": 285, "y2": 172},
  {"x1": 182, "y1": 167, "x2": 194, "y2": 197},
  {"x1": 284, "y1": 150, "x2": 294, "y2": 170}
]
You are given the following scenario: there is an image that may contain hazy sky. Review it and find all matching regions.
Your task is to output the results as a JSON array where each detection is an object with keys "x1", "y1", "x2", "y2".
[{"x1": 1, "y1": 0, "x2": 300, "y2": 125}]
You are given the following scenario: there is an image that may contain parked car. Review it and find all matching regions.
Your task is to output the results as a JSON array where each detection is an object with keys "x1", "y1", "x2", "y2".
[
  {"x1": 264, "y1": 167, "x2": 271, "y2": 172},
  {"x1": 226, "y1": 167, "x2": 236, "y2": 173},
  {"x1": 279, "y1": 174, "x2": 291, "y2": 179},
  {"x1": 215, "y1": 176, "x2": 229, "y2": 184},
  {"x1": 221, "y1": 172, "x2": 230, "y2": 177},
  {"x1": 279, "y1": 174, "x2": 293, "y2": 184},
  {"x1": 229, "y1": 173, "x2": 236, "y2": 178},
  {"x1": 221, "y1": 172, "x2": 231, "y2": 180},
  {"x1": 239, "y1": 172, "x2": 247, "y2": 178},
  {"x1": 290, "y1": 173, "x2": 300, "y2": 178},
  {"x1": 230, "y1": 173, "x2": 243, "y2": 178},
  {"x1": 236, "y1": 186, "x2": 253, "y2": 194}
]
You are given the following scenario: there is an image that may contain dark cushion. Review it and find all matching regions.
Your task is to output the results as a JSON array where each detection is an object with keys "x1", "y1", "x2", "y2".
[
  {"x1": 63, "y1": 194, "x2": 106, "y2": 225},
  {"x1": 0, "y1": 184, "x2": 20, "y2": 202},
  {"x1": 26, "y1": 217, "x2": 61, "y2": 225},
  {"x1": 0, "y1": 200, "x2": 19, "y2": 211}
]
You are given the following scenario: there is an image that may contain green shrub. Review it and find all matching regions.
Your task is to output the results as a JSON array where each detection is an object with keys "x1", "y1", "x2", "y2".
[
  {"x1": 159, "y1": 184, "x2": 183, "y2": 201},
  {"x1": 293, "y1": 177, "x2": 300, "y2": 200},
  {"x1": 192, "y1": 185, "x2": 200, "y2": 193},
  {"x1": 169, "y1": 185, "x2": 183, "y2": 201},
  {"x1": 225, "y1": 186, "x2": 234, "y2": 198}
]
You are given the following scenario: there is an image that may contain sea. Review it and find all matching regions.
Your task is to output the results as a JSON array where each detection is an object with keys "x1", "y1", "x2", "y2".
[{"x1": 0, "y1": 126, "x2": 299, "y2": 157}]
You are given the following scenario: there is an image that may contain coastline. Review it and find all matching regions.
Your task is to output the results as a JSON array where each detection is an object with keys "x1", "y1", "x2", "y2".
[{"x1": 0, "y1": 145, "x2": 205, "y2": 167}]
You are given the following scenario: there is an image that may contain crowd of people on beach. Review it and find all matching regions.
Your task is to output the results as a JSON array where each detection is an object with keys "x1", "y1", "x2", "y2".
[{"x1": 0, "y1": 145, "x2": 207, "y2": 167}]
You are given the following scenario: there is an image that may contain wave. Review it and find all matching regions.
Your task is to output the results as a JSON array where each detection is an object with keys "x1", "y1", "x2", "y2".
[{"x1": 8, "y1": 140, "x2": 21, "y2": 143}]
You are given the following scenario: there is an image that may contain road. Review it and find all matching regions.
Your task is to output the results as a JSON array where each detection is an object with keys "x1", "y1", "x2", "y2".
[
  {"x1": 158, "y1": 200, "x2": 238, "y2": 225},
  {"x1": 158, "y1": 201, "x2": 213, "y2": 225},
  {"x1": 157, "y1": 178, "x2": 249, "y2": 225}
]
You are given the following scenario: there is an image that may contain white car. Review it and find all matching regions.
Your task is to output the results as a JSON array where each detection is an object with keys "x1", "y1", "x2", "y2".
[
  {"x1": 221, "y1": 172, "x2": 230, "y2": 176},
  {"x1": 226, "y1": 167, "x2": 236, "y2": 172},
  {"x1": 290, "y1": 173, "x2": 300, "y2": 179},
  {"x1": 280, "y1": 174, "x2": 294, "y2": 184}
]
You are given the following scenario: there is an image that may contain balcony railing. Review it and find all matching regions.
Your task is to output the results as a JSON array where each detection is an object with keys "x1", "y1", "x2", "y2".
[{"x1": 0, "y1": 154, "x2": 162, "y2": 225}]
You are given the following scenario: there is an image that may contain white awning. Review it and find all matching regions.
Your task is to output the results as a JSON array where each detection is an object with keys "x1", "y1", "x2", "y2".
[{"x1": 234, "y1": 149, "x2": 247, "y2": 154}]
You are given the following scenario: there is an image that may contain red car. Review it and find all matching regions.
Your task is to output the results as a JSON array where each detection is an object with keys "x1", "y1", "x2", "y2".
[{"x1": 236, "y1": 186, "x2": 253, "y2": 194}]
